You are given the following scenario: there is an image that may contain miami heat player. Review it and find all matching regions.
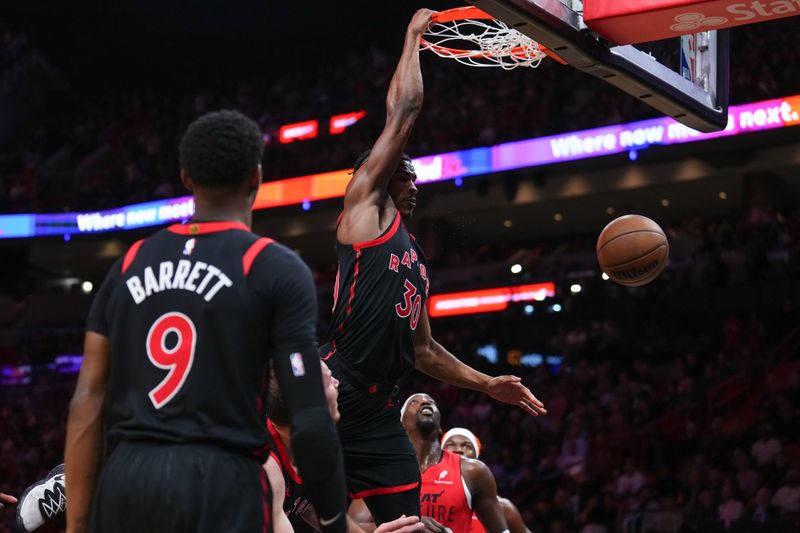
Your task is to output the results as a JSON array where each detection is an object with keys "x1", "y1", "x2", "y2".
[
  {"x1": 399, "y1": 394, "x2": 509, "y2": 533},
  {"x1": 442, "y1": 428, "x2": 530, "y2": 533}
]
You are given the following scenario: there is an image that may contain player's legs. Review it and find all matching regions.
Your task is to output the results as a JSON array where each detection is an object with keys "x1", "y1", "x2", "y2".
[
  {"x1": 363, "y1": 486, "x2": 421, "y2": 525},
  {"x1": 90, "y1": 441, "x2": 270, "y2": 533},
  {"x1": 328, "y1": 362, "x2": 421, "y2": 522}
]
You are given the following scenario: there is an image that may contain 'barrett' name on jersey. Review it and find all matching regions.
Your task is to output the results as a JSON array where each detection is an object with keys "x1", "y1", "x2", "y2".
[{"x1": 126, "y1": 259, "x2": 233, "y2": 304}]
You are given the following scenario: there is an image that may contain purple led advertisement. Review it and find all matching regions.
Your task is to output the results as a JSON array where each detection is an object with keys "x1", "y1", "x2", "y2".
[{"x1": 2, "y1": 94, "x2": 798, "y2": 239}]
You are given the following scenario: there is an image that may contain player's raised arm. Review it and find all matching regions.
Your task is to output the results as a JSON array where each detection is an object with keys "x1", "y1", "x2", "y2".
[
  {"x1": 413, "y1": 306, "x2": 547, "y2": 416},
  {"x1": 267, "y1": 246, "x2": 348, "y2": 533},
  {"x1": 340, "y1": 10, "x2": 432, "y2": 235}
]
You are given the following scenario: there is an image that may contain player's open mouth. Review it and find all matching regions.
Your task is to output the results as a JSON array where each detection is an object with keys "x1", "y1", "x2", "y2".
[{"x1": 420, "y1": 406, "x2": 434, "y2": 415}]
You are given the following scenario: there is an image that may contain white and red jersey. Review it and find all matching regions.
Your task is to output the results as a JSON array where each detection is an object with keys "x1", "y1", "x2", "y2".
[
  {"x1": 420, "y1": 450, "x2": 474, "y2": 533},
  {"x1": 469, "y1": 514, "x2": 487, "y2": 533}
]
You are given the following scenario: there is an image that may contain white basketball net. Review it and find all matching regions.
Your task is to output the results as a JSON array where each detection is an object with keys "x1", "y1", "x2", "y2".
[{"x1": 421, "y1": 16, "x2": 547, "y2": 70}]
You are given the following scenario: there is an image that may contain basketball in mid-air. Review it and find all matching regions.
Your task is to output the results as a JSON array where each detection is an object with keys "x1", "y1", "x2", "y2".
[{"x1": 596, "y1": 215, "x2": 669, "y2": 286}]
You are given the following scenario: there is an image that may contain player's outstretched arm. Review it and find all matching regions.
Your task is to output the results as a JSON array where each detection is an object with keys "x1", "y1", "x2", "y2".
[
  {"x1": 462, "y1": 459, "x2": 508, "y2": 533},
  {"x1": 499, "y1": 497, "x2": 531, "y2": 533},
  {"x1": 413, "y1": 307, "x2": 546, "y2": 416},
  {"x1": 339, "y1": 9, "x2": 432, "y2": 242},
  {"x1": 267, "y1": 247, "x2": 348, "y2": 533},
  {"x1": 65, "y1": 331, "x2": 110, "y2": 533}
]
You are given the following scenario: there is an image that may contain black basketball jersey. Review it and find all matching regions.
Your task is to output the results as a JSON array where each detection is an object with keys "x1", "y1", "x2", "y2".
[
  {"x1": 86, "y1": 221, "x2": 317, "y2": 460},
  {"x1": 266, "y1": 419, "x2": 311, "y2": 518},
  {"x1": 325, "y1": 212, "x2": 429, "y2": 384}
]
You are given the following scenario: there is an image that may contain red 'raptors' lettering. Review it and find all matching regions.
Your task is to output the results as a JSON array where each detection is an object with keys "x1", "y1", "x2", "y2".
[
  {"x1": 146, "y1": 312, "x2": 197, "y2": 409},
  {"x1": 389, "y1": 254, "x2": 400, "y2": 272}
]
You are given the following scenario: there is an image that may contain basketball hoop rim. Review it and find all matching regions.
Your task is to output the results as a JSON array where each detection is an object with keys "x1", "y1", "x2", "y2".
[
  {"x1": 421, "y1": 7, "x2": 567, "y2": 65},
  {"x1": 430, "y1": 6, "x2": 494, "y2": 24}
]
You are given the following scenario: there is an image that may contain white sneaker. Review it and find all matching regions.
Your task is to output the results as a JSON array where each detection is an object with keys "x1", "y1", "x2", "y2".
[{"x1": 16, "y1": 464, "x2": 65, "y2": 532}]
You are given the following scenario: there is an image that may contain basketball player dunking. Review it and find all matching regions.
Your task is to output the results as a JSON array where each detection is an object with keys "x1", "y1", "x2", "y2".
[
  {"x1": 320, "y1": 8, "x2": 546, "y2": 524},
  {"x1": 65, "y1": 111, "x2": 348, "y2": 533},
  {"x1": 442, "y1": 429, "x2": 530, "y2": 533}
]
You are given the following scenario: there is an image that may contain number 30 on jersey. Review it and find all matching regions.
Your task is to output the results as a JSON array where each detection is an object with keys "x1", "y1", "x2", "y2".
[
  {"x1": 395, "y1": 279, "x2": 422, "y2": 330},
  {"x1": 146, "y1": 312, "x2": 197, "y2": 409}
]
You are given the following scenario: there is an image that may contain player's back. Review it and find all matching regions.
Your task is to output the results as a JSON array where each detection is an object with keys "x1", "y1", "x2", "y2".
[
  {"x1": 91, "y1": 221, "x2": 288, "y2": 457},
  {"x1": 325, "y1": 212, "x2": 429, "y2": 384}
]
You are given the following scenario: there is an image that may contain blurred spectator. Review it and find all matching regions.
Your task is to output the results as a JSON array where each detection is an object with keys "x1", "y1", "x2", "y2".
[
  {"x1": 751, "y1": 424, "x2": 782, "y2": 466},
  {"x1": 734, "y1": 449, "x2": 761, "y2": 498},
  {"x1": 616, "y1": 458, "x2": 645, "y2": 500},
  {"x1": 558, "y1": 423, "x2": 588, "y2": 473},
  {"x1": 770, "y1": 470, "x2": 800, "y2": 515},
  {"x1": 718, "y1": 483, "x2": 744, "y2": 530},
  {"x1": 748, "y1": 486, "x2": 779, "y2": 528}
]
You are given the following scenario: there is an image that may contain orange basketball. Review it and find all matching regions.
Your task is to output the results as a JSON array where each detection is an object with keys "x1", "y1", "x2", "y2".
[{"x1": 596, "y1": 215, "x2": 669, "y2": 286}]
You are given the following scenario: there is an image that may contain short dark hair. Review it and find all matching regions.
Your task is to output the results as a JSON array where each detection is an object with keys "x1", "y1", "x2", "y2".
[
  {"x1": 352, "y1": 149, "x2": 411, "y2": 174},
  {"x1": 267, "y1": 370, "x2": 289, "y2": 426},
  {"x1": 179, "y1": 110, "x2": 263, "y2": 188}
]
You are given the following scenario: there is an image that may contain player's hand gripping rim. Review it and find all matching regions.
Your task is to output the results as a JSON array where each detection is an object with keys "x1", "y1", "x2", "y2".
[{"x1": 487, "y1": 375, "x2": 547, "y2": 416}]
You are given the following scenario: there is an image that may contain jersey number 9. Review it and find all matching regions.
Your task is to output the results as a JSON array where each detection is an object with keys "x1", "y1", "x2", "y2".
[{"x1": 146, "y1": 312, "x2": 197, "y2": 409}]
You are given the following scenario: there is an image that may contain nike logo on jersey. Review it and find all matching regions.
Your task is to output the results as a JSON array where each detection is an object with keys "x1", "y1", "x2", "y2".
[
  {"x1": 126, "y1": 259, "x2": 233, "y2": 304},
  {"x1": 319, "y1": 513, "x2": 342, "y2": 527}
]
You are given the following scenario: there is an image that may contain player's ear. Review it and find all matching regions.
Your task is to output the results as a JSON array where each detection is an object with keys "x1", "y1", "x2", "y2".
[
  {"x1": 248, "y1": 164, "x2": 262, "y2": 194},
  {"x1": 180, "y1": 169, "x2": 194, "y2": 193}
]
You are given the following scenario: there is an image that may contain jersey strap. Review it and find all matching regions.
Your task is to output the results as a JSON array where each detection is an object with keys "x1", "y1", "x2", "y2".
[
  {"x1": 352, "y1": 212, "x2": 401, "y2": 251},
  {"x1": 167, "y1": 221, "x2": 250, "y2": 235},
  {"x1": 243, "y1": 238, "x2": 275, "y2": 276},
  {"x1": 121, "y1": 239, "x2": 145, "y2": 274}
]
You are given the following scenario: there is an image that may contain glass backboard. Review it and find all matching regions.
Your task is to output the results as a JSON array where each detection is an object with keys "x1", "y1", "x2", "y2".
[{"x1": 466, "y1": 0, "x2": 730, "y2": 132}]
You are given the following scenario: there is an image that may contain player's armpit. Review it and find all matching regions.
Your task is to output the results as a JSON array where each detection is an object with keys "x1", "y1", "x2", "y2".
[
  {"x1": 65, "y1": 331, "x2": 110, "y2": 533},
  {"x1": 461, "y1": 459, "x2": 508, "y2": 533}
]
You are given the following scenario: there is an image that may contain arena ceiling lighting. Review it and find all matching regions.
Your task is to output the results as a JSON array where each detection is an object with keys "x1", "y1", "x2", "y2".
[{"x1": 1, "y1": 94, "x2": 798, "y2": 239}]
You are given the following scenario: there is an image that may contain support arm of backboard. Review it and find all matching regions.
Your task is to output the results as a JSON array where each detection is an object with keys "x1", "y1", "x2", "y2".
[{"x1": 467, "y1": 0, "x2": 729, "y2": 132}]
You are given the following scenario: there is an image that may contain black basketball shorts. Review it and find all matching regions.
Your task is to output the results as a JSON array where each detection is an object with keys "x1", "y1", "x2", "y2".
[
  {"x1": 324, "y1": 353, "x2": 420, "y2": 504},
  {"x1": 89, "y1": 441, "x2": 271, "y2": 533}
]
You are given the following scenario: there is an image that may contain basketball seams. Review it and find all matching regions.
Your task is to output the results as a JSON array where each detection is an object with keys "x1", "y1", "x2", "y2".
[
  {"x1": 600, "y1": 243, "x2": 669, "y2": 270},
  {"x1": 596, "y1": 229, "x2": 666, "y2": 252}
]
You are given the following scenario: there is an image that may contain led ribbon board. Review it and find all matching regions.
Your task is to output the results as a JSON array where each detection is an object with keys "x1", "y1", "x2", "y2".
[
  {"x1": 2, "y1": 95, "x2": 798, "y2": 239},
  {"x1": 428, "y1": 282, "x2": 556, "y2": 318}
]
